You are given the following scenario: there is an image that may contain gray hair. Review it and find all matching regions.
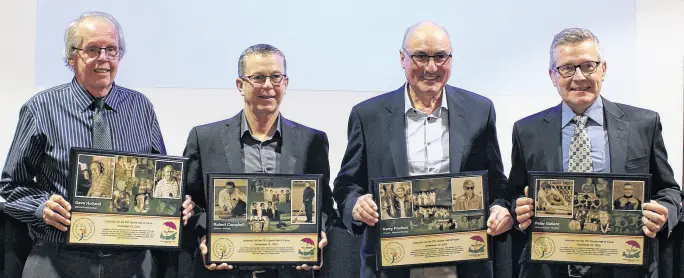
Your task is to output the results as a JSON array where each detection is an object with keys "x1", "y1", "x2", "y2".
[
  {"x1": 237, "y1": 44, "x2": 287, "y2": 77},
  {"x1": 549, "y1": 28, "x2": 603, "y2": 69},
  {"x1": 63, "y1": 11, "x2": 126, "y2": 69},
  {"x1": 401, "y1": 20, "x2": 451, "y2": 50}
]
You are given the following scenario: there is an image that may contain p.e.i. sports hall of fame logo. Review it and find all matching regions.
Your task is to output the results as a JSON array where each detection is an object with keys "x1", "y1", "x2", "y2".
[
  {"x1": 533, "y1": 237, "x2": 556, "y2": 259},
  {"x1": 622, "y1": 240, "x2": 641, "y2": 259},
  {"x1": 212, "y1": 239, "x2": 235, "y2": 260},
  {"x1": 383, "y1": 242, "x2": 405, "y2": 265},
  {"x1": 71, "y1": 218, "x2": 95, "y2": 241}
]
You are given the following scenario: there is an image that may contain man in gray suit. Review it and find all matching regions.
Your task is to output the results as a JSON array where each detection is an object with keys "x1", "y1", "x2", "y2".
[
  {"x1": 183, "y1": 44, "x2": 334, "y2": 278},
  {"x1": 333, "y1": 21, "x2": 513, "y2": 278},
  {"x1": 511, "y1": 28, "x2": 683, "y2": 278}
]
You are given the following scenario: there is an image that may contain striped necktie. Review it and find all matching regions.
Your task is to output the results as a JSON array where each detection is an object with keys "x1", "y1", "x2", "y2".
[{"x1": 92, "y1": 98, "x2": 112, "y2": 150}]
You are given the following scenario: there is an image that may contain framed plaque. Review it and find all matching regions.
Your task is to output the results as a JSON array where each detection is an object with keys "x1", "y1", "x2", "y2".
[
  {"x1": 206, "y1": 173, "x2": 322, "y2": 265},
  {"x1": 527, "y1": 172, "x2": 651, "y2": 267},
  {"x1": 373, "y1": 171, "x2": 491, "y2": 269},
  {"x1": 66, "y1": 148, "x2": 187, "y2": 249}
]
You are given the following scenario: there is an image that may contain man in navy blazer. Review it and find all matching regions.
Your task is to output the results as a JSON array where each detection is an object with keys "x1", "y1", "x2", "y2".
[
  {"x1": 511, "y1": 28, "x2": 683, "y2": 278},
  {"x1": 333, "y1": 21, "x2": 512, "y2": 278}
]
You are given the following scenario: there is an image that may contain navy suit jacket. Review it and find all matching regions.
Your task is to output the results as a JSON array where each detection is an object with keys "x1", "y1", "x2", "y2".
[
  {"x1": 333, "y1": 84, "x2": 510, "y2": 276},
  {"x1": 509, "y1": 98, "x2": 683, "y2": 278}
]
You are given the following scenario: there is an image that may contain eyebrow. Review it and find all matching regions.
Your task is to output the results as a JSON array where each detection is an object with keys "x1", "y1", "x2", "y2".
[
  {"x1": 83, "y1": 43, "x2": 118, "y2": 48},
  {"x1": 411, "y1": 50, "x2": 450, "y2": 55}
]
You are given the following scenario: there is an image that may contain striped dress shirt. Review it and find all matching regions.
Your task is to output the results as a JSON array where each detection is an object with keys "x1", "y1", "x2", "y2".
[{"x1": 0, "y1": 78, "x2": 166, "y2": 243}]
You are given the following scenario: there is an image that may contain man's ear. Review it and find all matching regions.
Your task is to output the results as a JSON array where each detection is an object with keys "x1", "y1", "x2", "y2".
[{"x1": 236, "y1": 78, "x2": 245, "y2": 96}]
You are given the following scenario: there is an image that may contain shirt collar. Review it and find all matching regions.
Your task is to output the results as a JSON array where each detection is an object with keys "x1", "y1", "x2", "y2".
[
  {"x1": 70, "y1": 77, "x2": 123, "y2": 112},
  {"x1": 241, "y1": 110, "x2": 282, "y2": 139},
  {"x1": 404, "y1": 83, "x2": 448, "y2": 115},
  {"x1": 561, "y1": 95, "x2": 604, "y2": 127}
]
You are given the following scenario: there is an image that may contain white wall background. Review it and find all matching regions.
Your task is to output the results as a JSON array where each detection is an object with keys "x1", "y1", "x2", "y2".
[{"x1": 1, "y1": 0, "x2": 682, "y2": 195}]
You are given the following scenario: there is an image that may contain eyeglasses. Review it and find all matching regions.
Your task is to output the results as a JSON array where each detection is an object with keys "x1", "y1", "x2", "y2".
[
  {"x1": 240, "y1": 74, "x2": 287, "y2": 85},
  {"x1": 554, "y1": 61, "x2": 601, "y2": 78},
  {"x1": 465, "y1": 186, "x2": 474, "y2": 190},
  {"x1": 403, "y1": 48, "x2": 452, "y2": 66},
  {"x1": 72, "y1": 46, "x2": 120, "y2": 60}
]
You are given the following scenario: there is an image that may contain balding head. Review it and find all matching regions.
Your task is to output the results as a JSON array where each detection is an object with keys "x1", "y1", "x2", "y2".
[{"x1": 402, "y1": 21, "x2": 451, "y2": 49}]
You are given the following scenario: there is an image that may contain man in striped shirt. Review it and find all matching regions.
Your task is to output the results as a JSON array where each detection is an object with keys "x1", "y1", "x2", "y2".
[
  {"x1": 0, "y1": 12, "x2": 194, "y2": 277},
  {"x1": 153, "y1": 165, "x2": 180, "y2": 198}
]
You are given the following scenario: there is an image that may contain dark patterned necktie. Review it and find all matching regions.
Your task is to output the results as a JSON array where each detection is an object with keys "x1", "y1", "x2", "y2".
[
  {"x1": 92, "y1": 98, "x2": 112, "y2": 150},
  {"x1": 568, "y1": 114, "x2": 593, "y2": 277}
]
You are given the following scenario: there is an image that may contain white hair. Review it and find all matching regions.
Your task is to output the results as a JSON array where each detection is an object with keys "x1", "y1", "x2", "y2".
[{"x1": 63, "y1": 11, "x2": 126, "y2": 70}]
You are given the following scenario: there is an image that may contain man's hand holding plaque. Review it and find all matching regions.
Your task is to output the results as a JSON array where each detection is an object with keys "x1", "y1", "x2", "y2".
[
  {"x1": 43, "y1": 194, "x2": 73, "y2": 232},
  {"x1": 353, "y1": 194, "x2": 379, "y2": 226}
]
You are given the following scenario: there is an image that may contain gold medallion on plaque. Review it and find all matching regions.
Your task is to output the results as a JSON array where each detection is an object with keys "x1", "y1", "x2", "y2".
[
  {"x1": 213, "y1": 239, "x2": 234, "y2": 260},
  {"x1": 72, "y1": 218, "x2": 95, "y2": 241},
  {"x1": 533, "y1": 237, "x2": 555, "y2": 258},
  {"x1": 383, "y1": 242, "x2": 405, "y2": 265}
]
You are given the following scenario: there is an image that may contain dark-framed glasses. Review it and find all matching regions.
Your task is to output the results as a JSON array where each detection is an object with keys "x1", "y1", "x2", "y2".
[
  {"x1": 72, "y1": 46, "x2": 120, "y2": 60},
  {"x1": 403, "y1": 48, "x2": 452, "y2": 66},
  {"x1": 555, "y1": 61, "x2": 601, "y2": 78},
  {"x1": 241, "y1": 74, "x2": 287, "y2": 85}
]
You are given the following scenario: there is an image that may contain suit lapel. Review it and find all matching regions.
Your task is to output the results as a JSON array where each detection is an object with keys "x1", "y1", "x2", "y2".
[
  {"x1": 541, "y1": 105, "x2": 563, "y2": 171},
  {"x1": 222, "y1": 112, "x2": 245, "y2": 173},
  {"x1": 280, "y1": 116, "x2": 298, "y2": 174},
  {"x1": 603, "y1": 98, "x2": 629, "y2": 173},
  {"x1": 445, "y1": 87, "x2": 467, "y2": 173},
  {"x1": 384, "y1": 87, "x2": 409, "y2": 177}
]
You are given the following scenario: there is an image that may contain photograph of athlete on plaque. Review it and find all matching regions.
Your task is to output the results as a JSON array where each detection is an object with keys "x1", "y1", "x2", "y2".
[
  {"x1": 451, "y1": 176, "x2": 484, "y2": 211},
  {"x1": 153, "y1": 161, "x2": 182, "y2": 199},
  {"x1": 378, "y1": 181, "x2": 413, "y2": 219},
  {"x1": 534, "y1": 179, "x2": 574, "y2": 218},
  {"x1": 291, "y1": 180, "x2": 317, "y2": 224},
  {"x1": 213, "y1": 179, "x2": 248, "y2": 220},
  {"x1": 75, "y1": 154, "x2": 115, "y2": 199},
  {"x1": 612, "y1": 181, "x2": 644, "y2": 211}
]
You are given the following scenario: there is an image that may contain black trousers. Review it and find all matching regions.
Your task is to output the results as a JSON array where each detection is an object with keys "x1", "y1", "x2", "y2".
[
  {"x1": 305, "y1": 202, "x2": 313, "y2": 222},
  {"x1": 22, "y1": 239, "x2": 154, "y2": 278},
  {"x1": 368, "y1": 262, "x2": 493, "y2": 278}
]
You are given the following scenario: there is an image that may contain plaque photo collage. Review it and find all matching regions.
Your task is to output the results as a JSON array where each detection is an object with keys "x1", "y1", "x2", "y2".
[
  {"x1": 71, "y1": 153, "x2": 184, "y2": 217},
  {"x1": 210, "y1": 177, "x2": 318, "y2": 234},
  {"x1": 377, "y1": 175, "x2": 487, "y2": 238},
  {"x1": 531, "y1": 177, "x2": 646, "y2": 236}
]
